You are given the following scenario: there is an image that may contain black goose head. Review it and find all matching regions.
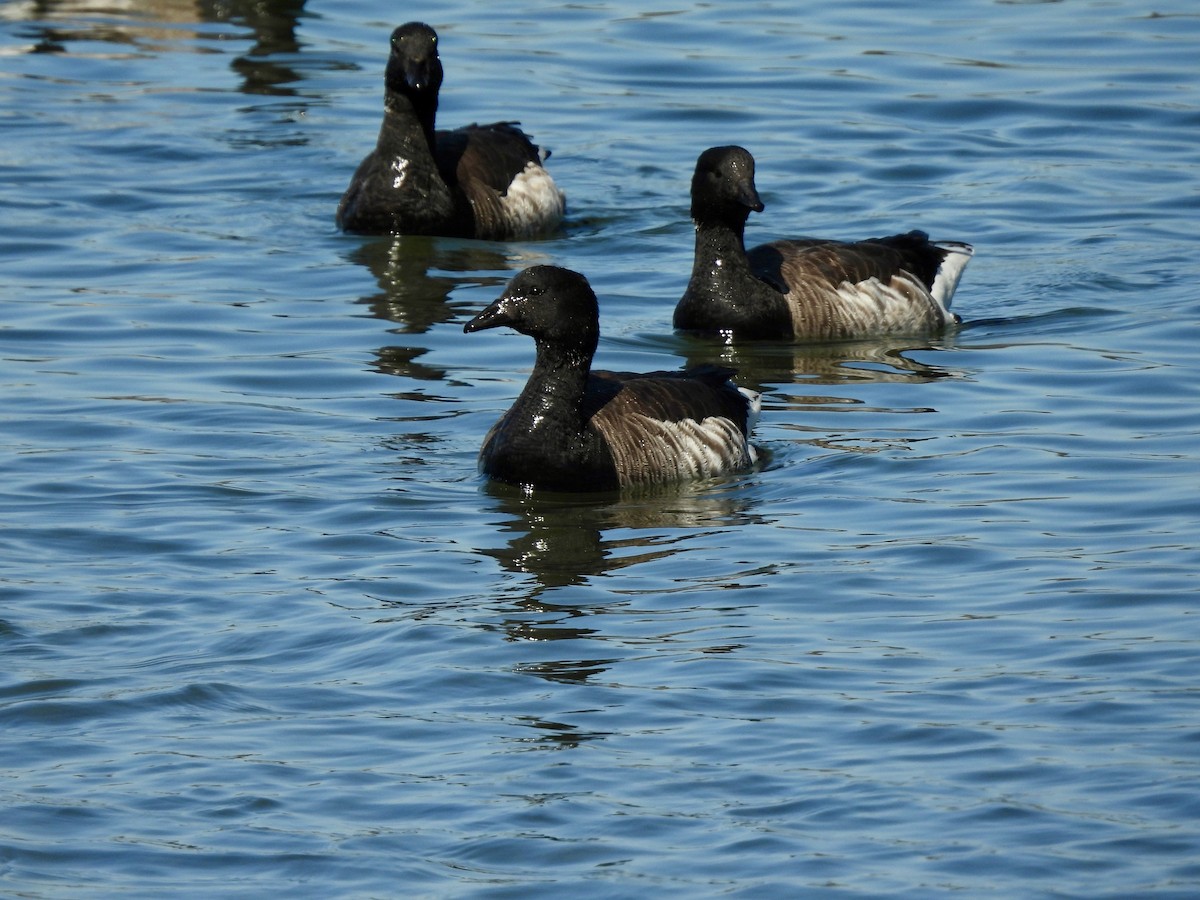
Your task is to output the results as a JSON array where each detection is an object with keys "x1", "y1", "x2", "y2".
[
  {"x1": 690, "y1": 145, "x2": 765, "y2": 227},
  {"x1": 464, "y1": 265, "x2": 600, "y2": 360},
  {"x1": 385, "y1": 22, "x2": 444, "y2": 116}
]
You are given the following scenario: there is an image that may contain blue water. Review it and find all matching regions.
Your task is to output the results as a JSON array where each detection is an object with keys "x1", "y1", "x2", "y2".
[{"x1": 2, "y1": 0, "x2": 1199, "y2": 896}]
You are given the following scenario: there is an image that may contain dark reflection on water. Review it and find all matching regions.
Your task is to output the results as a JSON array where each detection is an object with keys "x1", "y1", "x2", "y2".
[
  {"x1": 667, "y1": 331, "x2": 969, "y2": 455},
  {"x1": 672, "y1": 331, "x2": 963, "y2": 391},
  {"x1": 348, "y1": 235, "x2": 514, "y2": 334},
  {"x1": 373, "y1": 345, "x2": 447, "y2": 383},
  {"x1": 481, "y1": 487, "x2": 613, "y2": 591},
  {"x1": 8, "y1": 1, "x2": 197, "y2": 53},
  {"x1": 473, "y1": 479, "x2": 762, "y2": 691},
  {"x1": 352, "y1": 235, "x2": 527, "y2": 385},
  {"x1": 11, "y1": 0, "x2": 310, "y2": 96},
  {"x1": 199, "y1": 0, "x2": 307, "y2": 95},
  {"x1": 478, "y1": 478, "x2": 761, "y2": 591},
  {"x1": 508, "y1": 714, "x2": 611, "y2": 749}
]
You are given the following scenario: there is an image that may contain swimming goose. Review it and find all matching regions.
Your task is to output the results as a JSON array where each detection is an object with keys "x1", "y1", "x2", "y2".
[
  {"x1": 336, "y1": 22, "x2": 565, "y2": 239},
  {"x1": 674, "y1": 145, "x2": 973, "y2": 341},
  {"x1": 464, "y1": 265, "x2": 760, "y2": 492}
]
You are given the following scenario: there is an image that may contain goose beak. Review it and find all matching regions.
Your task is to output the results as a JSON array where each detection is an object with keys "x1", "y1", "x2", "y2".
[
  {"x1": 385, "y1": 41, "x2": 442, "y2": 94},
  {"x1": 464, "y1": 294, "x2": 516, "y2": 333},
  {"x1": 404, "y1": 60, "x2": 437, "y2": 92},
  {"x1": 740, "y1": 182, "x2": 765, "y2": 213}
]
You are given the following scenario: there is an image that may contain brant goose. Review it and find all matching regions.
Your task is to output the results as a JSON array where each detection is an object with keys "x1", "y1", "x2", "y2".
[
  {"x1": 464, "y1": 265, "x2": 760, "y2": 492},
  {"x1": 674, "y1": 145, "x2": 973, "y2": 341},
  {"x1": 336, "y1": 22, "x2": 566, "y2": 240}
]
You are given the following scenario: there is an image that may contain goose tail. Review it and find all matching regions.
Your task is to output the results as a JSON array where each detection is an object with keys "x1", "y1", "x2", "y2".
[
  {"x1": 930, "y1": 241, "x2": 974, "y2": 310},
  {"x1": 737, "y1": 385, "x2": 762, "y2": 464}
]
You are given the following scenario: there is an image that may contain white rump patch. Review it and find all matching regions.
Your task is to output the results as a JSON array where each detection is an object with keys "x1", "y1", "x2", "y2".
[
  {"x1": 500, "y1": 162, "x2": 566, "y2": 238},
  {"x1": 930, "y1": 241, "x2": 974, "y2": 309},
  {"x1": 739, "y1": 386, "x2": 762, "y2": 461}
]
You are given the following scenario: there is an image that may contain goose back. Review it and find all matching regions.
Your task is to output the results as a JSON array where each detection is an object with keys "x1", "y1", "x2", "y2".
[
  {"x1": 588, "y1": 366, "x2": 758, "y2": 488},
  {"x1": 747, "y1": 232, "x2": 971, "y2": 340}
]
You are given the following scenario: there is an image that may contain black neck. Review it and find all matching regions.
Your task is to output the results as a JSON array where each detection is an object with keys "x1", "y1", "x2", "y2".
[
  {"x1": 678, "y1": 217, "x2": 792, "y2": 338},
  {"x1": 513, "y1": 338, "x2": 594, "y2": 429},
  {"x1": 381, "y1": 90, "x2": 438, "y2": 159},
  {"x1": 690, "y1": 216, "x2": 758, "y2": 289}
]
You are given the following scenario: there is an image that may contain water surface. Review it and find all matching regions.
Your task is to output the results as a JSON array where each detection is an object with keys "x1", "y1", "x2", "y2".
[{"x1": 2, "y1": 0, "x2": 1199, "y2": 896}]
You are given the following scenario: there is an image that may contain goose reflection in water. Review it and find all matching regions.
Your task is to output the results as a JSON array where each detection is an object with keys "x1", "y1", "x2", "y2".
[
  {"x1": 347, "y1": 235, "x2": 529, "y2": 334},
  {"x1": 505, "y1": 714, "x2": 611, "y2": 751},
  {"x1": 476, "y1": 480, "x2": 760, "y2": 692},
  {"x1": 199, "y1": 0, "x2": 307, "y2": 96},
  {"x1": 17, "y1": 1, "x2": 308, "y2": 96},
  {"x1": 479, "y1": 478, "x2": 762, "y2": 592},
  {"x1": 669, "y1": 330, "x2": 970, "y2": 456},
  {"x1": 673, "y1": 331, "x2": 964, "y2": 392},
  {"x1": 353, "y1": 236, "x2": 554, "y2": 390}
]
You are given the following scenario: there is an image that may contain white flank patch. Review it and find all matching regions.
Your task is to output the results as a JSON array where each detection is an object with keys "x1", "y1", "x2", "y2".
[
  {"x1": 834, "y1": 276, "x2": 937, "y2": 333},
  {"x1": 390, "y1": 157, "x2": 410, "y2": 189},
  {"x1": 500, "y1": 162, "x2": 566, "y2": 237},
  {"x1": 620, "y1": 411, "x2": 755, "y2": 483}
]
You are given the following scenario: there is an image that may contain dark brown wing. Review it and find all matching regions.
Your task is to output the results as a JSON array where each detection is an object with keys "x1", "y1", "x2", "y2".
[
  {"x1": 748, "y1": 230, "x2": 948, "y2": 293},
  {"x1": 584, "y1": 367, "x2": 756, "y2": 487},
  {"x1": 434, "y1": 122, "x2": 544, "y2": 195},
  {"x1": 433, "y1": 122, "x2": 551, "y2": 239},
  {"x1": 746, "y1": 232, "x2": 951, "y2": 339}
]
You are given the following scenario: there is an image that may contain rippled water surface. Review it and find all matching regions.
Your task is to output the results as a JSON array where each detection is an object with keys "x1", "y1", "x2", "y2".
[{"x1": 3, "y1": 0, "x2": 1199, "y2": 896}]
